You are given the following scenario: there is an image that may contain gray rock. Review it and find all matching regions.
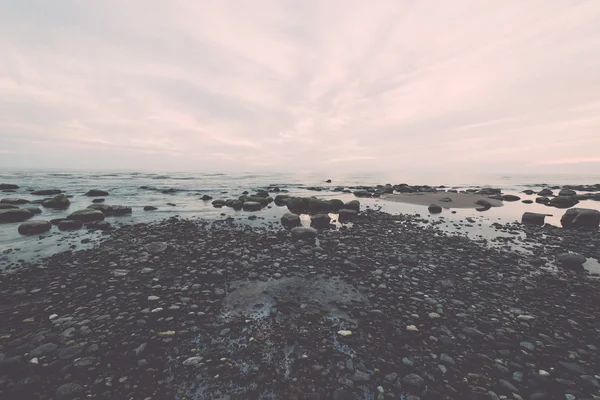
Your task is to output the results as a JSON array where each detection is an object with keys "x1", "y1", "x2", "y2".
[
  {"x1": 428, "y1": 204, "x2": 442, "y2": 213},
  {"x1": 183, "y1": 356, "x2": 203, "y2": 366},
  {"x1": 144, "y1": 206, "x2": 158, "y2": 211},
  {"x1": 145, "y1": 242, "x2": 168, "y2": 254},
  {"x1": 559, "y1": 188, "x2": 577, "y2": 196},
  {"x1": 0, "y1": 198, "x2": 30, "y2": 205},
  {"x1": 338, "y1": 209, "x2": 358, "y2": 222},
  {"x1": 85, "y1": 189, "x2": 108, "y2": 196},
  {"x1": 498, "y1": 379, "x2": 520, "y2": 394},
  {"x1": 87, "y1": 204, "x2": 132, "y2": 216},
  {"x1": 30, "y1": 343, "x2": 58, "y2": 357},
  {"x1": 212, "y1": 199, "x2": 226, "y2": 208},
  {"x1": 521, "y1": 212, "x2": 549, "y2": 226},
  {"x1": 67, "y1": 209, "x2": 105, "y2": 222},
  {"x1": 402, "y1": 373, "x2": 425, "y2": 388},
  {"x1": 344, "y1": 200, "x2": 360, "y2": 211},
  {"x1": 556, "y1": 252, "x2": 586, "y2": 268},
  {"x1": 502, "y1": 194, "x2": 521, "y2": 202},
  {"x1": 549, "y1": 196, "x2": 579, "y2": 208},
  {"x1": 352, "y1": 370, "x2": 370, "y2": 383},
  {"x1": 538, "y1": 188, "x2": 553, "y2": 196},
  {"x1": 31, "y1": 189, "x2": 62, "y2": 196},
  {"x1": 42, "y1": 194, "x2": 70, "y2": 209},
  {"x1": 0, "y1": 208, "x2": 33, "y2": 223},
  {"x1": 560, "y1": 208, "x2": 600, "y2": 230},
  {"x1": 291, "y1": 226, "x2": 317, "y2": 241},
  {"x1": 58, "y1": 344, "x2": 84, "y2": 360},
  {"x1": 310, "y1": 213, "x2": 331, "y2": 228},
  {"x1": 242, "y1": 201, "x2": 262, "y2": 211},
  {"x1": 55, "y1": 383, "x2": 83, "y2": 399},
  {"x1": 0, "y1": 184, "x2": 19, "y2": 190},
  {"x1": 18, "y1": 220, "x2": 52, "y2": 235},
  {"x1": 280, "y1": 213, "x2": 301, "y2": 227}
]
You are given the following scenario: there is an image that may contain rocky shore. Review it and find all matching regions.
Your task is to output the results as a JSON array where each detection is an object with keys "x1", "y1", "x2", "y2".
[{"x1": 1, "y1": 207, "x2": 599, "y2": 400}]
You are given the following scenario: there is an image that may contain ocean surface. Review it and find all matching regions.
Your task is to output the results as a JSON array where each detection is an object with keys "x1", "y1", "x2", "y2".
[{"x1": 1, "y1": 169, "x2": 600, "y2": 270}]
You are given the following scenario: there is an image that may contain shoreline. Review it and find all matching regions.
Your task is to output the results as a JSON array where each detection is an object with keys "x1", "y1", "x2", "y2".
[
  {"x1": 1, "y1": 209, "x2": 599, "y2": 399},
  {"x1": 381, "y1": 192, "x2": 504, "y2": 209}
]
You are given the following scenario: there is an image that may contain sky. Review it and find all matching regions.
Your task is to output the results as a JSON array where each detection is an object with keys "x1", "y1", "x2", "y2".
[{"x1": 1, "y1": 0, "x2": 600, "y2": 175}]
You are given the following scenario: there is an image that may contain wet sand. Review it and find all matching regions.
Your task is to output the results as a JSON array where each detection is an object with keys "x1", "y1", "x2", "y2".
[{"x1": 382, "y1": 192, "x2": 504, "y2": 208}]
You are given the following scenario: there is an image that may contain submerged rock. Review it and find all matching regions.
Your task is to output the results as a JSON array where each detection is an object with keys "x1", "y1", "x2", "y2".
[
  {"x1": 144, "y1": 206, "x2": 158, "y2": 211},
  {"x1": 560, "y1": 208, "x2": 600, "y2": 230},
  {"x1": 212, "y1": 200, "x2": 226, "y2": 208},
  {"x1": 87, "y1": 204, "x2": 132, "y2": 216},
  {"x1": 0, "y1": 204, "x2": 18, "y2": 210},
  {"x1": 85, "y1": 189, "x2": 109, "y2": 197},
  {"x1": 0, "y1": 184, "x2": 19, "y2": 190},
  {"x1": 0, "y1": 208, "x2": 33, "y2": 223},
  {"x1": 31, "y1": 189, "x2": 62, "y2": 196},
  {"x1": 201, "y1": 195, "x2": 213, "y2": 201},
  {"x1": 58, "y1": 220, "x2": 83, "y2": 231},
  {"x1": 18, "y1": 220, "x2": 52, "y2": 235},
  {"x1": 0, "y1": 198, "x2": 29, "y2": 205}
]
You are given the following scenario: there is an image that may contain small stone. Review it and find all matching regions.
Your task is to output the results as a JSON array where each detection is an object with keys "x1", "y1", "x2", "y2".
[
  {"x1": 406, "y1": 325, "x2": 419, "y2": 332},
  {"x1": 428, "y1": 312, "x2": 441, "y2": 319},
  {"x1": 337, "y1": 330, "x2": 352, "y2": 337},
  {"x1": 55, "y1": 383, "x2": 83, "y2": 399}
]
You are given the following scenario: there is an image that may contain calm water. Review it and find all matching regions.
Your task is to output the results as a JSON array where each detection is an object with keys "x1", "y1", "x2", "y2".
[{"x1": 1, "y1": 170, "x2": 599, "y2": 269}]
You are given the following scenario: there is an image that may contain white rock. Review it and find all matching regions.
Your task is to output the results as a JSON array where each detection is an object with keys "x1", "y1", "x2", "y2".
[
  {"x1": 428, "y1": 312, "x2": 441, "y2": 319},
  {"x1": 337, "y1": 330, "x2": 352, "y2": 337},
  {"x1": 148, "y1": 296, "x2": 160, "y2": 301},
  {"x1": 517, "y1": 314, "x2": 535, "y2": 321},
  {"x1": 151, "y1": 308, "x2": 163, "y2": 313},
  {"x1": 49, "y1": 314, "x2": 58, "y2": 320},
  {"x1": 406, "y1": 325, "x2": 419, "y2": 332},
  {"x1": 539, "y1": 370, "x2": 550, "y2": 377},
  {"x1": 183, "y1": 356, "x2": 203, "y2": 366},
  {"x1": 29, "y1": 358, "x2": 39, "y2": 364}
]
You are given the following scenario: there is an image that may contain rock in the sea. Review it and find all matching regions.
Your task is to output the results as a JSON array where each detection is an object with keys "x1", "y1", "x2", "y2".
[
  {"x1": 0, "y1": 184, "x2": 19, "y2": 190},
  {"x1": 85, "y1": 189, "x2": 109, "y2": 197},
  {"x1": 311, "y1": 213, "x2": 331, "y2": 228},
  {"x1": 328, "y1": 199, "x2": 344, "y2": 212},
  {"x1": 535, "y1": 196, "x2": 550, "y2": 204},
  {"x1": 549, "y1": 196, "x2": 579, "y2": 208},
  {"x1": 0, "y1": 208, "x2": 33, "y2": 223},
  {"x1": 201, "y1": 195, "x2": 213, "y2": 201},
  {"x1": 308, "y1": 198, "x2": 331, "y2": 213},
  {"x1": 23, "y1": 207, "x2": 42, "y2": 214},
  {"x1": 18, "y1": 220, "x2": 52, "y2": 235},
  {"x1": 559, "y1": 188, "x2": 577, "y2": 196},
  {"x1": 1, "y1": 198, "x2": 29, "y2": 205},
  {"x1": 87, "y1": 204, "x2": 132, "y2": 216},
  {"x1": 92, "y1": 198, "x2": 105, "y2": 203},
  {"x1": 475, "y1": 199, "x2": 492, "y2": 209},
  {"x1": 212, "y1": 199, "x2": 226, "y2": 208},
  {"x1": 521, "y1": 212, "x2": 549, "y2": 226},
  {"x1": 560, "y1": 208, "x2": 600, "y2": 230},
  {"x1": 291, "y1": 226, "x2": 317, "y2": 241},
  {"x1": 538, "y1": 188, "x2": 553, "y2": 196},
  {"x1": 428, "y1": 204, "x2": 442, "y2": 213},
  {"x1": 58, "y1": 220, "x2": 83, "y2": 231},
  {"x1": 144, "y1": 206, "x2": 158, "y2": 211},
  {"x1": 344, "y1": 200, "x2": 360, "y2": 212},
  {"x1": 502, "y1": 194, "x2": 521, "y2": 202},
  {"x1": 274, "y1": 195, "x2": 291, "y2": 206},
  {"x1": 42, "y1": 194, "x2": 71, "y2": 209},
  {"x1": 31, "y1": 189, "x2": 62, "y2": 196},
  {"x1": 85, "y1": 221, "x2": 111, "y2": 231},
  {"x1": 67, "y1": 209, "x2": 105, "y2": 222},
  {"x1": 281, "y1": 213, "x2": 301, "y2": 227},
  {"x1": 338, "y1": 209, "x2": 358, "y2": 222},
  {"x1": 242, "y1": 201, "x2": 262, "y2": 211},
  {"x1": 522, "y1": 199, "x2": 533, "y2": 204},
  {"x1": 556, "y1": 252, "x2": 586, "y2": 268},
  {"x1": 353, "y1": 190, "x2": 372, "y2": 198},
  {"x1": 0, "y1": 204, "x2": 18, "y2": 209},
  {"x1": 227, "y1": 199, "x2": 243, "y2": 210}
]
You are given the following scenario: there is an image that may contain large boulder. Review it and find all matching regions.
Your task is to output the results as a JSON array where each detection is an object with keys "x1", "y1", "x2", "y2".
[
  {"x1": 225, "y1": 199, "x2": 243, "y2": 210},
  {"x1": 85, "y1": 189, "x2": 109, "y2": 197},
  {"x1": 201, "y1": 194, "x2": 213, "y2": 201},
  {"x1": 212, "y1": 199, "x2": 226, "y2": 208},
  {"x1": 344, "y1": 200, "x2": 360, "y2": 212},
  {"x1": 239, "y1": 195, "x2": 270, "y2": 207},
  {"x1": 353, "y1": 190, "x2": 372, "y2": 198},
  {"x1": 291, "y1": 226, "x2": 317, "y2": 241},
  {"x1": 58, "y1": 220, "x2": 83, "y2": 231},
  {"x1": 31, "y1": 189, "x2": 62, "y2": 196},
  {"x1": 428, "y1": 204, "x2": 442, "y2": 214},
  {"x1": 67, "y1": 209, "x2": 105, "y2": 222},
  {"x1": 538, "y1": 188, "x2": 553, "y2": 196},
  {"x1": 0, "y1": 204, "x2": 18, "y2": 210},
  {"x1": 18, "y1": 220, "x2": 52, "y2": 235},
  {"x1": 242, "y1": 201, "x2": 262, "y2": 211},
  {"x1": 338, "y1": 209, "x2": 358, "y2": 222},
  {"x1": 42, "y1": 194, "x2": 70, "y2": 209},
  {"x1": 23, "y1": 207, "x2": 42, "y2": 215},
  {"x1": 287, "y1": 197, "x2": 309, "y2": 214},
  {"x1": 87, "y1": 204, "x2": 132, "y2": 216},
  {"x1": 311, "y1": 213, "x2": 331, "y2": 228},
  {"x1": 328, "y1": 199, "x2": 344, "y2": 212},
  {"x1": 1, "y1": 198, "x2": 29, "y2": 205},
  {"x1": 549, "y1": 196, "x2": 579, "y2": 208},
  {"x1": 281, "y1": 213, "x2": 301, "y2": 227},
  {"x1": 86, "y1": 220, "x2": 112, "y2": 231},
  {"x1": 556, "y1": 252, "x2": 586, "y2": 269},
  {"x1": 0, "y1": 184, "x2": 19, "y2": 190},
  {"x1": 560, "y1": 208, "x2": 600, "y2": 230},
  {"x1": 0, "y1": 208, "x2": 33, "y2": 223},
  {"x1": 274, "y1": 195, "x2": 291, "y2": 206},
  {"x1": 521, "y1": 212, "x2": 549, "y2": 226},
  {"x1": 308, "y1": 198, "x2": 330, "y2": 213},
  {"x1": 558, "y1": 188, "x2": 577, "y2": 196}
]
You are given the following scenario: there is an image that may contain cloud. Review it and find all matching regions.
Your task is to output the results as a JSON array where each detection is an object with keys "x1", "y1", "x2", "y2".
[{"x1": 1, "y1": 0, "x2": 600, "y2": 174}]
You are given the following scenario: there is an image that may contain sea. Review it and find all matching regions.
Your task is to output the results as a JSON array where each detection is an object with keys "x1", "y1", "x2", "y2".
[{"x1": 1, "y1": 169, "x2": 600, "y2": 271}]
